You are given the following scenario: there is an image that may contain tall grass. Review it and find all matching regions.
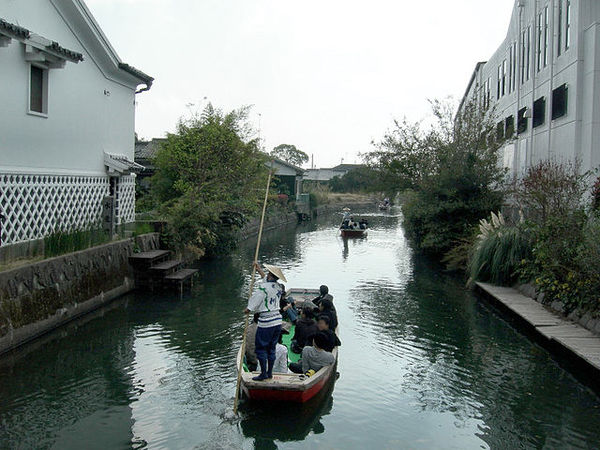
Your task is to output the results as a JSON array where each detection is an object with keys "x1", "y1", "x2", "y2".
[
  {"x1": 468, "y1": 215, "x2": 533, "y2": 286},
  {"x1": 44, "y1": 227, "x2": 111, "y2": 258}
]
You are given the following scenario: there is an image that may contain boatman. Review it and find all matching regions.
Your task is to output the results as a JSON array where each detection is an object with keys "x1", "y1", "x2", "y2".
[{"x1": 244, "y1": 261, "x2": 287, "y2": 381}]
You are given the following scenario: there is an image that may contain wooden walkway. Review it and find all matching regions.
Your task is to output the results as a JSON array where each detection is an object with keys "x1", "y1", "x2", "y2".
[{"x1": 476, "y1": 282, "x2": 600, "y2": 373}]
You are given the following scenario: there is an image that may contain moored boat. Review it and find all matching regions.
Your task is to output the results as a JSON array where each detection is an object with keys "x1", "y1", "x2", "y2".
[{"x1": 237, "y1": 288, "x2": 339, "y2": 403}]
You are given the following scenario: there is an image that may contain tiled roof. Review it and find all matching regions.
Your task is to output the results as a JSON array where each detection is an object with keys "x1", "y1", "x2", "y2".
[
  {"x1": 332, "y1": 163, "x2": 364, "y2": 171},
  {"x1": 135, "y1": 138, "x2": 166, "y2": 160},
  {"x1": 0, "y1": 17, "x2": 82, "y2": 63},
  {"x1": 118, "y1": 62, "x2": 154, "y2": 85},
  {"x1": 0, "y1": 18, "x2": 30, "y2": 39},
  {"x1": 48, "y1": 40, "x2": 83, "y2": 62},
  {"x1": 104, "y1": 152, "x2": 144, "y2": 174}
]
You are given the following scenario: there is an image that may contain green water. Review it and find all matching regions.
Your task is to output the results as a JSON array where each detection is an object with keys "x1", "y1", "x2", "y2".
[{"x1": 1, "y1": 209, "x2": 599, "y2": 449}]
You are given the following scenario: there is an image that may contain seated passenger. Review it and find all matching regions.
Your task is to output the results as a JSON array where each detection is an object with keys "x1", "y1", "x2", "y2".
[
  {"x1": 291, "y1": 306, "x2": 318, "y2": 353},
  {"x1": 318, "y1": 298, "x2": 338, "y2": 330},
  {"x1": 288, "y1": 332, "x2": 335, "y2": 374},
  {"x1": 316, "y1": 314, "x2": 341, "y2": 352},
  {"x1": 312, "y1": 285, "x2": 334, "y2": 308},
  {"x1": 279, "y1": 286, "x2": 298, "y2": 324}
]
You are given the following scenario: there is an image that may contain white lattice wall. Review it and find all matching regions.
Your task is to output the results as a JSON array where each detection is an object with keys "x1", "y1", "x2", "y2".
[
  {"x1": 0, "y1": 173, "x2": 135, "y2": 246},
  {"x1": 115, "y1": 175, "x2": 136, "y2": 225}
]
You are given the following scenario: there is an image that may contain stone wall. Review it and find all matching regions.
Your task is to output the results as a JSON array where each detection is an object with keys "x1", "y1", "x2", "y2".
[{"x1": 0, "y1": 233, "x2": 159, "y2": 355}]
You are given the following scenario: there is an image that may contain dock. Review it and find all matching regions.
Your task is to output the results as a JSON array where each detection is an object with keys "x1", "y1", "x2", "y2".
[
  {"x1": 129, "y1": 250, "x2": 198, "y2": 296},
  {"x1": 476, "y1": 282, "x2": 600, "y2": 378}
]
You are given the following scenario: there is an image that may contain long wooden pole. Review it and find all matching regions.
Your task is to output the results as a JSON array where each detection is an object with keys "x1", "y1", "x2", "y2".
[{"x1": 233, "y1": 163, "x2": 273, "y2": 414}]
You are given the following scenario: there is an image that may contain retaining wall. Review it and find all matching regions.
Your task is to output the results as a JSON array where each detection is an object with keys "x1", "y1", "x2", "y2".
[{"x1": 0, "y1": 233, "x2": 159, "y2": 355}]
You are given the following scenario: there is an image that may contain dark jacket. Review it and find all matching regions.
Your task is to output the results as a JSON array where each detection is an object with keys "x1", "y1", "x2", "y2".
[
  {"x1": 319, "y1": 303, "x2": 338, "y2": 331},
  {"x1": 312, "y1": 293, "x2": 333, "y2": 307},
  {"x1": 292, "y1": 318, "x2": 318, "y2": 349},
  {"x1": 321, "y1": 328, "x2": 341, "y2": 352}
]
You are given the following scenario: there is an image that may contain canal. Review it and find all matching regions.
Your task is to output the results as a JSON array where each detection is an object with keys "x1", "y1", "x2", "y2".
[{"x1": 1, "y1": 209, "x2": 599, "y2": 449}]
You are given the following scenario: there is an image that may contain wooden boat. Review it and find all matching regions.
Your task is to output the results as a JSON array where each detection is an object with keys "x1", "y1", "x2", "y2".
[
  {"x1": 340, "y1": 228, "x2": 367, "y2": 238},
  {"x1": 237, "y1": 288, "x2": 339, "y2": 403}
]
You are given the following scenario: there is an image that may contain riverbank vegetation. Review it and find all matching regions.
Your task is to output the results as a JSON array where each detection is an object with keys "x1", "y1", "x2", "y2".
[
  {"x1": 141, "y1": 105, "x2": 271, "y2": 258},
  {"x1": 366, "y1": 98, "x2": 599, "y2": 314},
  {"x1": 471, "y1": 161, "x2": 600, "y2": 313},
  {"x1": 367, "y1": 99, "x2": 506, "y2": 257}
]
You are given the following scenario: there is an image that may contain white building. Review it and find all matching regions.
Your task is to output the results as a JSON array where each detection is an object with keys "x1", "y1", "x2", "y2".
[
  {"x1": 0, "y1": 0, "x2": 152, "y2": 247},
  {"x1": 304, "y1": 164, "x2": 364, "y2": 182},
  {"x1": 458, "y1": 0, "x2": 600, "y2": 177}
]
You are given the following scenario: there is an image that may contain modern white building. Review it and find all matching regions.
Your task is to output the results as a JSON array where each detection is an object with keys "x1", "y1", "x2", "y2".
[
  {"x1": 458, "y1": 0, "x2": 600, "y2": 177},
  {"x1": 0, "y1": 0, "x2": 152, "y2": 247}
]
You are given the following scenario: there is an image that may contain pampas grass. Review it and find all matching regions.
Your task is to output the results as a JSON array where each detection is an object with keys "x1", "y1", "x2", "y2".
[{"x1": 468, "y1": 212, "x2": 533, "y2": 286}]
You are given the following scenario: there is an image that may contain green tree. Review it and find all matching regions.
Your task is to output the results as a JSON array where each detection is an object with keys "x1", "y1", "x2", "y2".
[
  {"x1": 367, "y1": 98, "x2": 507, "y2": 257},
  {"x1": 329, "y1": 166, "x2": 380, "y2": 193},
  {"x1": 271, "y1": 144, "x2": 309, "y2": 167},
  {"x1": 150, "y1": 104, "x2": 268, "y2": 257}
]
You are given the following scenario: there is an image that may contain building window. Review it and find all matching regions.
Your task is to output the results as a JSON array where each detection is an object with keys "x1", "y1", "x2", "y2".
[
  {"x1": 552, "y1": 84, "x2": 568, "y2": 119},
  {"x1": 565, "y1": 0, "x2": 571, "y2": 50},
  {"x1": 485, "y1": 77, "x2": 491, "y2": 108},
  {"x1": 522, "y1": 26, "x2": 531, "y2": 83},
  {"x1": 537, "y1": 13, "x2": 543, "y2": 71},
  {"x1": 508, "y1": 45, "x2": 513, "y2": 93},
  {"x1": 511, "y1": 42, "x2": 517, "y2": 91},
  {"x1": 501, "y1": 60, "x2": 507, "y2": 96},
  {"x1": 505, "y1": 115, "x2": 515, "y2": 138},
  {"x1": 518, "y1": 107, "x2": 528, "y2": 134},
  {"x1": 533, "y1": 97, "x2": 546, "y2": 128},
  {"x1": 29, "y1": 65, "x2": 48, "y2": 115},
  {"x1": 497, "y1": 65, "x2": 502, "y2": 99},
  {"x1": 557, "y1": 0, "x2": 563, "y2": 57},
  {"x1": 496, "y1": 121, "x2": 505, "y2": 141},
  {"x1": 543, "y1": 6, "x2": 549, "y2": 67}
]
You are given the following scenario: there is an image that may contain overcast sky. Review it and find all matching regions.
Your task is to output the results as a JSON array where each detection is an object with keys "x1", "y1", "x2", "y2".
[{"x1": 87, "y1": 0, "x2": 515, "y2": 168}]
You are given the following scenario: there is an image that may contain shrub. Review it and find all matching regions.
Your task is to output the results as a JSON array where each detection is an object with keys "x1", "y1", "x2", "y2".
[
  {"x1": 368, "y1": 98, "x2": 507, "y2": 257},
  {"x1": 592, "y1": 176, "x2": 600, "y2": 211},
  {"x1": 468, "y1": 212, "x2": 533, "y2": 286},
  {"x1": 514, "y1": 159, "x2": 589, "y2": 224}
]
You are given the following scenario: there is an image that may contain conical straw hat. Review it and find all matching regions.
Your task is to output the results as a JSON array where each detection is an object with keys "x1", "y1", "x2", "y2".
[
  {"x1": 342, "y1": 207, "x2": 351, "y2": 211},
  {"x1": 264, "y1": 264, "x2": 287, "y2": 283}
]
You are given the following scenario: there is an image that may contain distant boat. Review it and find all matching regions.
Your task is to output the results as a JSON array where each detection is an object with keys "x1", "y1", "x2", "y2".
[{"x1": 237, "y1": 288, "x2": 339, "y2": 403}]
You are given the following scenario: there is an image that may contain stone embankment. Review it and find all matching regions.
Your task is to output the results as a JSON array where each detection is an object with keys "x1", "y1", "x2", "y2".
[{"x1": 0, "y1": 233, "x2": 159, "y2": 355}]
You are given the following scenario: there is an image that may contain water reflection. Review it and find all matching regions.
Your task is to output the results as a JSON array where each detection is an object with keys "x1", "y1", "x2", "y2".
[
  {"x1": 0, "y1": 208, "x2": 599, "y2": 449},
  {"x1": 240, "y1": 380, "x2": 335, "y2": 446}
]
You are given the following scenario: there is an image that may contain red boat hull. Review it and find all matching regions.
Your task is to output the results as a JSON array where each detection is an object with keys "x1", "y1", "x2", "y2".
[{"x1": 246, "y1": 374, "x2": 330, "y2": 402}]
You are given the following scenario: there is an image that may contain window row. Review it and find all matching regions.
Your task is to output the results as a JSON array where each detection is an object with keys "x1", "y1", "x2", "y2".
[
  {"x1": 495, "y1": 83, "x2": 568, "y2": 141},
  {"x1": 489, "y1": 0, "x2": 571, "y2": 102}
]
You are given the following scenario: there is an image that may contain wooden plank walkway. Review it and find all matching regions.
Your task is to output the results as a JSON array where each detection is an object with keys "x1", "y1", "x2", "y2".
[
  {"x1": 150, "y1": 259, "x2": 182, "y2": 272},
  {"x1": 128, "y1": 249, "x2": 170, "y2": 263},
  {"x1": 476, "y1": 282, "x2": 600, "y2": 373}
]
